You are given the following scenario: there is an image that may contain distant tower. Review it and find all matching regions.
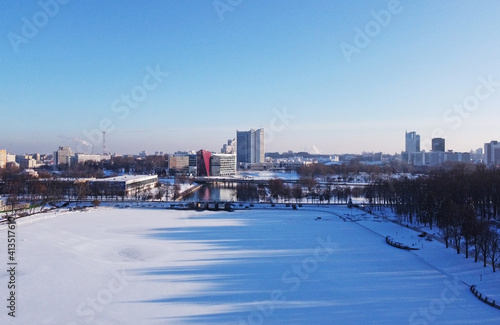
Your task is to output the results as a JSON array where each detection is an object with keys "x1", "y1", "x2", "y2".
[
  {"x1": 403, "y1": 131, "x2": 421, "y2": 164},
  {"x1": 405, "y1": 131, "x2": 420, "y2": 153},
  {"x1": 102, "y1": 131, "x2": 107, "y2": 155}
]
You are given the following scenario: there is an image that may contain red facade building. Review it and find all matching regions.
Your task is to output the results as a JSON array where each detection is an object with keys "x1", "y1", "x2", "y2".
[{"x1": 196, "y1": 150, "x2": 211, "y2": 176}]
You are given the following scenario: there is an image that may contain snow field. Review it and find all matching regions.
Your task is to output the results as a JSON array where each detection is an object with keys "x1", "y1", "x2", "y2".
[{"x1": 0, "y1": 206, "x2": 499, "y2": 324}]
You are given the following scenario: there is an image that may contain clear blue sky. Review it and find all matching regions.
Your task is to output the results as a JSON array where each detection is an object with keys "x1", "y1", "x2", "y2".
[{"x1": 1, "y1": 0, "x2": 500, "y2": 155}]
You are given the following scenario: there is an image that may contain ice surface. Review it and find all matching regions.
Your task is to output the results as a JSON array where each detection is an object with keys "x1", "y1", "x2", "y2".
[{"x1": 0, "y1": 206, "x2": 499, "y2": 324}]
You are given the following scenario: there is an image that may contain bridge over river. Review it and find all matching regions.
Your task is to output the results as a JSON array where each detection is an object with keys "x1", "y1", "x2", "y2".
[{"x1": 192, "y1": 176, "x2": 368, "y2": 188}]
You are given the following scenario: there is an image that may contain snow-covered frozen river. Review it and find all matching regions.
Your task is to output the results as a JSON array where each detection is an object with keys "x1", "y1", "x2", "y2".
[{"x1": 1, "y1": 207, "x2": 499, "y2": 324}]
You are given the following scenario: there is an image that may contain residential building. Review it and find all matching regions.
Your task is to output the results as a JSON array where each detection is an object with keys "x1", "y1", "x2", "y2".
[
  {"x1": 485, "y1": 141, "x2": 500, "y2": 166},
  {"x1": 0, "y1": 150, "x2": 6, "y2": 169},
  {"x1": 6, "y1": 154, "x2": 16, "y2": 163},
  {"x1": 54, "y1": 146, "x2": 73, "y2": 166},
  {"x1": 410, "y1": 151, "x2": 471, "y2": 166},
  {"x1": 18, "y1": 155, "x2": 37, "y2": 169},
  {"x1": 470, "y1": 148, "x2": 484, "y2": 163}
]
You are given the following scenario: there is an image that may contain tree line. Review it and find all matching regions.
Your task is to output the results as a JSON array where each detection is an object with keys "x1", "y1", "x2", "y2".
[
  {"x1": 264, "y1": 178, "x2": 360, "y2": 204},
  {"x1": 364, "y1": 164, "x2": 500, "y2": 271}
]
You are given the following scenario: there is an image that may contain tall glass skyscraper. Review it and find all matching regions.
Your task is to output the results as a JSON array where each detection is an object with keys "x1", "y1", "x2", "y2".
[
  {"x1": 236, "y1": 128, "x2": 265, "y2": 164},
  {"x1": 405, "y1": 131, "x2": 420, "y2": 153}
]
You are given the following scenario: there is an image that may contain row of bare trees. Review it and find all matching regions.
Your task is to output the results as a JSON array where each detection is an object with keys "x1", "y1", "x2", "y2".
[
  {"x1": 364, "y1": 164, "x2": 500, "y2": 271},
  {"x1": 297, "y1": 159, "x2": 415, "y2": 181},
  {"x1": 266, "y1": 178, "x2": 359, "y2": 204},
  {"x1": 55, "y1": 155, "x2": 169, "y2": 177},
  {"x1": 1, "y1": 166, "x2": 184, "y2": 217}
]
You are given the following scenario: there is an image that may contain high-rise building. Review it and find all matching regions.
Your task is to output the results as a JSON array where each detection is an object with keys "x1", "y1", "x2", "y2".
[
  {"x1": 405, "y1": 131, "x2": 420, "y2": 153},
  {"x1": 484, "y1": 141, "x2": 500, "y2": 166},
  {"x1": 432, "y1": 138, "x2": 445, "y2": 152},
  {"x1": 402, "y1": 131, "x2": 421, "y2": 164},
  {"x1": 0, "y1": 149, "x2": 6, "y2": 169},
  {"x1": 221, "y1": 138, "x2": 237, "y2": 154},
  {"x1": 236, "y1": 128, "x2": 265, "y2": 165},
  {"x1": 54, "y1": 146, "x2": 73, "y2": 166}
]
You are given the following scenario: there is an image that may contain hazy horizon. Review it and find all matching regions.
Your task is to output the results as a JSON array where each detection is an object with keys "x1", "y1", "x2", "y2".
[{"x1": 2, "y1": 1, "x2": 500, "y2": 155}]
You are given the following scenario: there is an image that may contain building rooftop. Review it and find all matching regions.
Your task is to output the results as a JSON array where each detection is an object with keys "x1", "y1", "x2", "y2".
[{"x1": 91, "y1": 175, "x2": 158, "y2": 184}]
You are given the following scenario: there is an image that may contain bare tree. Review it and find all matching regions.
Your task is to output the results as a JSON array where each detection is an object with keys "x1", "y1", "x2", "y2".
[
  {"x1": 269, "y1": 178, "x2": 284, "y2": 203},
  {"x1": 292, "y1": 183, "x2": 303, "y2": 203},
  {"x1": 478, "y1": 223, "x2": 492, "y2": 267},
  {"x1": 488, "y1": 231, "x2": 500, "y2": 272}
]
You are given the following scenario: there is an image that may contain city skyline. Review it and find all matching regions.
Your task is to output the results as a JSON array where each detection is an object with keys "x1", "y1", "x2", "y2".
[
  {"x1": 0, "y1": 128, "x2": 496, "y2": 157},
  {"x1": 2, "y1": 1, "x2": 500, "y2": 155}
]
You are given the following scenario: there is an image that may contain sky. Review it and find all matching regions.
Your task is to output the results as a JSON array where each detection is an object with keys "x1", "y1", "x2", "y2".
[{"x1": 1, "y1": 0, "x2": 500, "y2": 155}]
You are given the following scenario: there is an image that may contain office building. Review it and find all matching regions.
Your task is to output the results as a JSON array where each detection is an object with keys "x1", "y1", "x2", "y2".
[
  {"x1": 432, "y1": 138, "x2": 445, "y2": 152},
  {"x1": 168, "y1": 154, "x2": 190, "y2": 175},
  {"x1": 88, "y1": 175, "x2": 158, "y2": 197},
  {"x1": 197, "y1": 150, "x2": 212, "y2": 176},
  {"x1": 211, "y1": 154, "x2": 237, "y2": 176},
  {"x1": 73, "y1": 154, "x2": 103, "y2": 164},
  {"x1": 401, "y1": 131, "x2": 420, "y2": 164},
  {"x1": 237, "y1": 128, "x2": 265, "y2": 164},
  {"x1": 405, "y1": 131, "x2": 420, "y2": 153},
  {"x1": 188, "y1": 154, "x2": 197, "y2": 175}
]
